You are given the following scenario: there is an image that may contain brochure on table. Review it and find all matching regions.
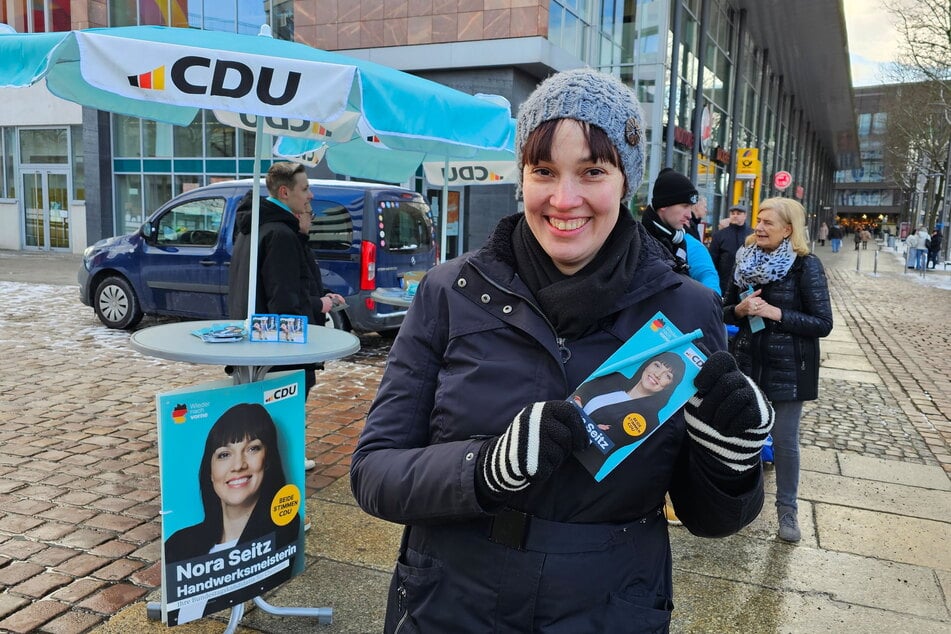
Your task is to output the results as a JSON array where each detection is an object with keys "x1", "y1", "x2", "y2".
[
  {"x1": 157, "y1": 371, "x2": 306, "y2": 626},
  {"x1": 572, "y1": 312, "x2": 705, "y2": 482}
]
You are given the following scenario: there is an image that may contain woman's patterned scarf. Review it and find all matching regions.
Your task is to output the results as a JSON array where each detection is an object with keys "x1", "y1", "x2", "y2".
[{"x1": 733, "y1": 237, "x2": 796, "y2": 287}]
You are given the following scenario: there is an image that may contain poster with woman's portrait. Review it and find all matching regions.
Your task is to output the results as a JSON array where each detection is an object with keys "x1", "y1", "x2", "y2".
[
  {"x1": 156, "y1": 371, "x2": 306, "y2": 626},
  {"x1": 572, "y1": 312, "x2": 706, "y2": 482}
]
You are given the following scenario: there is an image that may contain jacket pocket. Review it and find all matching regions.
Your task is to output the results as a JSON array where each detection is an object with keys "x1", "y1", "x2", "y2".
[
  {"x1": 386, "y1": 550, "x2": 443, "y2": 634},
  {"x1": 605, "y1": 590, "x2": 673, "y2": 633}
]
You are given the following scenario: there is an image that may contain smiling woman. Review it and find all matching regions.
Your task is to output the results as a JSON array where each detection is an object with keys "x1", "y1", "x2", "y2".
[{"x1": 351, "y1": 67, "x2": 773, "y2": 633}]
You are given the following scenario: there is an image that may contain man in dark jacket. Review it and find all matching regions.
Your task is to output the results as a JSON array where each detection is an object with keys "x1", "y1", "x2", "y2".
[
  {"x1": 708, "y1": 204, "x2": 753, "y2": 293},
  {"x1": 228, "y1": 162, "x2": 344, "y2": 468}
]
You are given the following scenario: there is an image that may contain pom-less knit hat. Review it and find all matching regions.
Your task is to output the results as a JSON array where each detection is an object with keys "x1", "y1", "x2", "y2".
[
  {"x1": 651, "y1": 168, "x2": 699, "y2": 209},
  {"x1": 516, "y1": 68, "x2": 645, "y2": 203}
]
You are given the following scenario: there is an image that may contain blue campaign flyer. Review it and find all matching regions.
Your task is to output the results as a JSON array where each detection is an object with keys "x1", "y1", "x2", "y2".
[
  {"x1": 156, "y1": 371, "x2": 306, "y2": 626},
  {"x1": 571, "y1": 311, "x2": 706, "y2": 482}
]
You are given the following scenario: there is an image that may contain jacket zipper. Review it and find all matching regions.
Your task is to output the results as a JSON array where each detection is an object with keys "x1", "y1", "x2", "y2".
[
  {"x1": 468, "y1": 263, "x2": 572, "y2": 364},
  {"x1": 394, "y1": 583, "x2": 408, "y2": 632}
]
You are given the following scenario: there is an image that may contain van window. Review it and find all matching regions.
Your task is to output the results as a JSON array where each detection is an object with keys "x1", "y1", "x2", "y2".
[
  {"x1": 308, "y1": 199, "x2": 353, "y2": 251},
  {"x1": 379, "y1": 200, "x2": 432, "y2": 252},
  {"x1": 155, "y1": 197, "x2": 225, "y2": 246}
]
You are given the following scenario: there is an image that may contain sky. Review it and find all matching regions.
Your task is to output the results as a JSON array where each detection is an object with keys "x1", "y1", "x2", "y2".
[{"x1": 842, "y1": 0, "x2": 900, "y2": 87}]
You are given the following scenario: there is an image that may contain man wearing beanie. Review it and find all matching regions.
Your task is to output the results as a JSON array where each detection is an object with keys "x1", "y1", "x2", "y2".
[
  {"x1": 641, "y1": 167, "x2": 721, "y2": 294},
  {"x1": 708, "y1": 204, "x2": 753, "y2": 294}
]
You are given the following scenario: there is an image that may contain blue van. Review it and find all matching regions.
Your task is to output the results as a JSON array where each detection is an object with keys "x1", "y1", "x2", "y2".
[{"x1": 78, "y1": 178, "x2": 436, "y2": 334}]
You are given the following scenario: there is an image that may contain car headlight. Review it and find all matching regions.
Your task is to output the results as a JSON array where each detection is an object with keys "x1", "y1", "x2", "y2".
[{"x1": 83, "y1": 245, "x2": 96, "y2": 258}]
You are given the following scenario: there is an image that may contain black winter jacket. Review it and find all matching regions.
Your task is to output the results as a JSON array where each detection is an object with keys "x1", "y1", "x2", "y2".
[
  {"x1": 227, "y1": 195, "x2": 325, "y2": 321},
  {"x1": 708, "y1": 223, "x2": 752, "y2": 294},
  {"x1": 723, "y1": 254, "x2": 833, "y2": 402},
  {"x1": 353, "y1": 214, "x2": 761, "y2": 528},
  {"x1": 351, "y1": 213, "x2": 765, "y2": 631}
]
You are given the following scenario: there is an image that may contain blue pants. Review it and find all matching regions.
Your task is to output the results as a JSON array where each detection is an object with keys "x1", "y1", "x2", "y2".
[
  {"x1": 831, "y1": 238, "x2": 841, "y2": 253},
  {"x1": 916, "y1": 249, "x2": 929, "y2": 270},
  {"x1": 772, "y1": 400, "x2": 804, "y2": 511}
]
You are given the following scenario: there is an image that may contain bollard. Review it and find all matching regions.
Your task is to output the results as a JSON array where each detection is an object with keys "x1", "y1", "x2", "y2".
[
  {"x1": 856, "y1": 248, "x2": 861, "y2": 272},
  {"x1": 873, "y1": 248, "x2": 878, "y2": 275}
]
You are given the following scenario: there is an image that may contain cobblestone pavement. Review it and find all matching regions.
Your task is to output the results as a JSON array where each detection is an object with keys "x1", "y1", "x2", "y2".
[
  {"x1": 0, "y1": 275, "x2": 391, "y2": 633},
  {"x1": 0, "y1": 244, "x2": 947, "y2": 633},
  {"x1": 809, "y1": 248, "x2": 951, "y2": 472}
]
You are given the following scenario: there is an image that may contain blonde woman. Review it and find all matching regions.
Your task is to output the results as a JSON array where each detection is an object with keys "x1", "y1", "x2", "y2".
[{"x1": 723, "y1": 197, "x2": 833, "y2": 542}]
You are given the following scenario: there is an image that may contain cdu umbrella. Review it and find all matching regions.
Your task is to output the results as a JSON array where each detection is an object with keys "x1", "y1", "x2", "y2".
[{"x1": 0, "y1": 24, "x2": 514, "y2": 310}]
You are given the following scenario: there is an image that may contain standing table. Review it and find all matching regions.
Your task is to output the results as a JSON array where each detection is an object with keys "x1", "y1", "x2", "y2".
[{"x1": 130, "y1": 320, "x2": 360, "y2": 632}]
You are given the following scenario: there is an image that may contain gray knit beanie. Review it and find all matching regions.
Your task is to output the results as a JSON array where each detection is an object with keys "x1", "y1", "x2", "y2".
[{"x1": 516, "y1": 67, "x2": 645, "y2": 203}]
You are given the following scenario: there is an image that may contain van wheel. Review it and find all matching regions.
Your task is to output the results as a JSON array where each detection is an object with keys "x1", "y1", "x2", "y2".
[
  {"x1": 323, "y1": 310, "x2": 342, "y2": 330},
  {"x1": 94, "y1": 275, "x2": 143, "y2": 329}
]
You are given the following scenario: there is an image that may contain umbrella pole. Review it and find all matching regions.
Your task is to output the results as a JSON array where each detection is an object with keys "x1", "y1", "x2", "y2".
[
  {"x1": 440, "y1": 156, "x2": 449, "y2": 263},
  {"x1": 246, "y1": 117, "x2": 267, "y2": 323}
]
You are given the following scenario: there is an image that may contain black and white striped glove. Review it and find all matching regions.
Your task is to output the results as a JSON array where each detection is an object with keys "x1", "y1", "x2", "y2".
[
  {"x1": 477, "y1": 401, "x2": 587, "y2": 499},
  {"x1": 684, "y1": 351, "x2": 774, "y2": 473}
]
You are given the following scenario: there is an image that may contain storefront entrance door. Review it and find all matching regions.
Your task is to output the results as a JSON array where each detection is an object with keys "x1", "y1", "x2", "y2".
[{"x1": 22, "y1": 169, "x2": 70, "y2": 251}]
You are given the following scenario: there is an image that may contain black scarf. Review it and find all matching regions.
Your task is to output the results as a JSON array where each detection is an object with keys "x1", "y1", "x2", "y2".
[
  {"x1": 512, "y1": 210, "x2": 640, "y2": 340},
  {"x1": 640, "y1": 205, "x2": 689, "y2": 275}
]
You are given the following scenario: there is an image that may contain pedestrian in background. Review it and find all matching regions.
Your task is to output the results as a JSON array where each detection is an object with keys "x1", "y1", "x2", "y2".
[
  {"x1": 723, "y1": 197, "x2": 833, "y2": 542},
  {"x1": 915, "y1": 226, "x2": 931, "y2": 270},
  {"x1": 818, "y1": 221, "x2": 829, "y2": 247},
  {"x1": 351, "y1": 68, "x2": 773, "y2": 632},
  {"x1": 642, "y1": 168, "x2": 722, "y2": 294},
  {"x1": 860, "y1": 227, "x2": 872, "y2": 250},
  {"x1": 685, "y1": 194, "x2": 708, "y2": 242},
  {"x1": 928, "y1": 229, "x2": 943, "y2": 269},
  {"x1": 829, "y1": 222, "x2": 843, "y2": 253},
  {"x1": 905, "y1": 230, "x2": 919, "y2": 269},
  {"x1": 708, "y1": 204, "x2": 753, "y2": 296}
]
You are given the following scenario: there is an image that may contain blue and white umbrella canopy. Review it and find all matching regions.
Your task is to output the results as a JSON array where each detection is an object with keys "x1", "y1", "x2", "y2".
[{"x1": 0, "y1": 25, "x2": 515, "y2": 311}]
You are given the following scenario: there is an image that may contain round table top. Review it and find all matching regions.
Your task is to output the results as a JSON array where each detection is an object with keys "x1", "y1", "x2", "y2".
[{"x1": 130, "y1": 320, "x2": 360, "y2": 366}]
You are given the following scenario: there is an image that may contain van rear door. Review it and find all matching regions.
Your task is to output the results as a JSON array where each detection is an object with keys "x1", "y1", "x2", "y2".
[{"x1": 371, "y1": 191, "x2": 436, "y2": 290}]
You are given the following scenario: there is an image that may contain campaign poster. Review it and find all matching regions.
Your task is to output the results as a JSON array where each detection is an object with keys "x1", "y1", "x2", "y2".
[
  {"x1": 572, "y1": 312, "x2": 705, "y2": 482},
  {"x1": 157, "y1": 371, "x2": 306, "y2": 626}
]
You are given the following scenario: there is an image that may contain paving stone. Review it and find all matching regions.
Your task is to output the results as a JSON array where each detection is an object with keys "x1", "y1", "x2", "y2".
[
  {"x1": 48, "y1": 578, "x2": 108, "y2": 603},
  {"x1": 11, "y1": 571, "x2": 74, "y2": 599},
  {"x1": 76, "y1": 583, "x2": 147, "y2": 615},
  {"x1": 0, "y1": 599, "x2": 69, "y2": 633},
  {"x1": 38, "y1": 609, "x2": 105, "y2": 634},
  {"x1": 0, "y1": 561, "x2": 45, "y2": 587}
]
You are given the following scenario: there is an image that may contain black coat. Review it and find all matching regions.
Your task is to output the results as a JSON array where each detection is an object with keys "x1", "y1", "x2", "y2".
[
  {"x1": 723, "y1": 254, "x2": 833, "y2": 402},
  {"x1": 708, "y1": 223, "x2": 753, "y2": 294},
  {"x1": 352, "y1": 213, "x2": 764, "y2": 632},
  {"x1": 227, "y1": 194, "x2": 325, "y2": 321}
]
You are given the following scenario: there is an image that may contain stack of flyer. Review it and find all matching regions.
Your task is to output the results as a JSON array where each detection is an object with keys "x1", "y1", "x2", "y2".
[{"x1": 190, "y1": 323, "x2": 246, "y2": 343}]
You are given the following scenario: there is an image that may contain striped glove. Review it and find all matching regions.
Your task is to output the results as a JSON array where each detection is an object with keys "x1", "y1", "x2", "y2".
[
  {"x1": 478, "y1": 401, "x2": 587, "y2": 499},
  {"x1": 684, "y1": 351, "x2": 774, "y2": 473}
]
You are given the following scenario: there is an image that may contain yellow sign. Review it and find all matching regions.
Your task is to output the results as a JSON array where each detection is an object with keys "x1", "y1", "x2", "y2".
[{"x1": 736, "y1": 147, "x2": 761, "y2": 181}]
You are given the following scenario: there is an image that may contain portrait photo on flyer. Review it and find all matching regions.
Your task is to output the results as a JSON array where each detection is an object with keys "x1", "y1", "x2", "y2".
[
  {"x1": 571, "y1": 311, "x2": 706, "y2": 482},
  {"x1": 156, "y1": 371, "x2": 307, "y2": 626}
]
